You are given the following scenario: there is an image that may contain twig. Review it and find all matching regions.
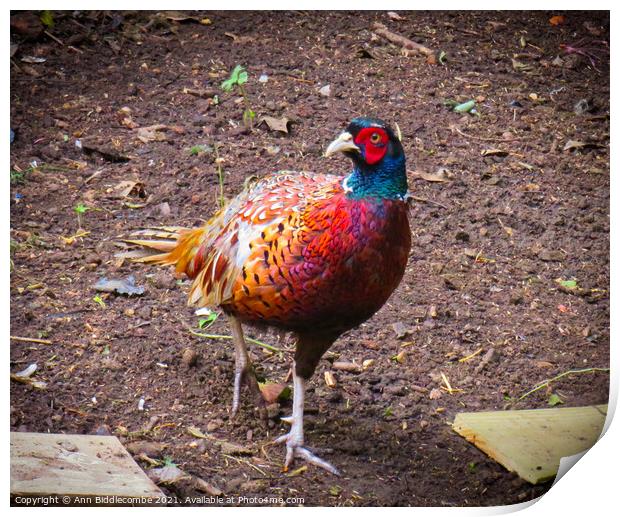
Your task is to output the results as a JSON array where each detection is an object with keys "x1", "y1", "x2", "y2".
[
  {"x1": 518, "y1": 367, "x2": 610, "y2": 401},
  {"x1": 188, "y1": 329, "x2": 281, "y2": 353},
  {"x1": 10, "y1": 335, "x2": 53, "y2": 345},
  {"x1": 44, "y1": 30, "x2": 65, "y2": 46},
  {"x1": 372, "y1": 22, "x2": 434, "y2": 57},
  {"x1": 409, "y1": 196, "x2": 449, "y2": 210}
]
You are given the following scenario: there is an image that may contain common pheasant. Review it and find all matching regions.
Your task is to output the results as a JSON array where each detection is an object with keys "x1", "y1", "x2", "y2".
[{"x1": 126, "y1": 117, "x2": 412, "y2": 475}]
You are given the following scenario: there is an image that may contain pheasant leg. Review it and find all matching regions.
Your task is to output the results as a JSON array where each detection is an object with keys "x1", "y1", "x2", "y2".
[
  {"x1": 229, "y1": 315, "x2": 262, "y2": 417},
  {"x1": 274, "y1": 363, "x2": 341, "y2": 475}
]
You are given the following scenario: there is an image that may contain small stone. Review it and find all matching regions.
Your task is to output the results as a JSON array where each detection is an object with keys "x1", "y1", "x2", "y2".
[
  {"x1": 152, "y1": 271, "x2": 177, "y2": 290},
  {"x1": 136, "y1": 306, "x2": 152, "y2": 320},
  {"x1": 538, "y1": 249, "x2": 564, "y2": 262},
  {"x1": 181, "y1": 348, "x2": 199, "y2": 368},
  {"x1": 392, "y1": 321, "x2": 412, "y2": 339},
  {"x1": 429, "y1": 388, "x2": 443, "y2": 400},
  {"x1": 319, "y1": 84, "x2": 331, "y2": 97},
  {"x1": 126, "y1": 440, "x2": 165, "y2": 458}
]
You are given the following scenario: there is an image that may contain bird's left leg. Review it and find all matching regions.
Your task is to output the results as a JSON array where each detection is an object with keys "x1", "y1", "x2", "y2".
[
  {"x1": 229, "y1": 314, "x2": 262, "y2": 417},
  {"x1": 274, "y1": 361, "x2": 341, "y2": 476}
]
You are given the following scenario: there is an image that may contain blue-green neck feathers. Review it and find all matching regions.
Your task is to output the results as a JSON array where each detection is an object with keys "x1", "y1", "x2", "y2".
[{"x1": 344, "y1": 151, "x2": 408, "y2": 200}]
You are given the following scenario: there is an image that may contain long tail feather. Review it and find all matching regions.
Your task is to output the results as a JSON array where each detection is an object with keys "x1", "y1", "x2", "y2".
[{"x1": 115, "y1": 227, "x2": 188, "y2": 264}]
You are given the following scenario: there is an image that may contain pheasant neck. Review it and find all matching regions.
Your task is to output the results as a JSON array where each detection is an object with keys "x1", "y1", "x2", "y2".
[{"x1": 343, "y1": 155, "x2": 408, "y2": 201}]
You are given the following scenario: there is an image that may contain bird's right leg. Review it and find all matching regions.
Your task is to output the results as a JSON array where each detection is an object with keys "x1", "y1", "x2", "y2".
[{"x1": 229, "y1": 314, "x2": 262, "y2": 417}]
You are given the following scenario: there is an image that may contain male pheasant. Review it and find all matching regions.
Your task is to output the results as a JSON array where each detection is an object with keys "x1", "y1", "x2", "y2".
[{"x1": 127, "y1": 117, "x2": 412, "y2": 475}]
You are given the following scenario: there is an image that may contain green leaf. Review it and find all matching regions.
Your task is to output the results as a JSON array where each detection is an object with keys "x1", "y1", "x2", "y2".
[
  {"x1": 74, "y1": 203, "x2": 89, "y2": 215},
  {"x1": 198, "y1": 312, "x2": 218, "y2": 328},
  {"x1": 559, "y1": 279, "x2": 578, "y2": 289},
  {"x1": 383, "y1": 406, "x2": 393, "y2": 417},
  {"x1": 548, "y1": 393, "x2": 563, "y2": 406},
  {"x1": 453, "y1": 100, "x2": 476, "y2": 113},
  {"x1": 220, "y1": 78, "x2": 234, "y2": 92},
  {"x1": 221, "y1": 65, "x2": 247, "y2": 91},
  {"x1": 438, "y1": 50, "x2": 447, "y2": 65},
  {"x1": 163, "y1": 456, "x2": 177, "y2": 467},
  {"x1": 40, "y1": 10, "x2": 54, "y2": 28},
  {"x1": 93, "y1": 295, "x2": 106, "y2": 308},
  {"x1": 329, "y1": 485, "x2": 342, "y2": 496},
  {"x1": 278, "y1": 386, "x2": 292, "y2": 401}
]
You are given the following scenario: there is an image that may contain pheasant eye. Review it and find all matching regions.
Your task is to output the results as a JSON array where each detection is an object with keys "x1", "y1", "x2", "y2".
[{"x1": 370, "y1": 132, "x2": 382, "y2": 144}]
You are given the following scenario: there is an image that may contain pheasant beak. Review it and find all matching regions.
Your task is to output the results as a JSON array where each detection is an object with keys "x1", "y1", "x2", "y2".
[{"x1": 324, "y1": 132, "x2": 359, "y2": 158}]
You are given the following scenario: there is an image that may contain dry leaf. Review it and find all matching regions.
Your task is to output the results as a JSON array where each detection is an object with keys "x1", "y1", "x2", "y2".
[
  {"x1": 481, "y1": 149, "x2": 509, "y2": 157},
  {"x1": 11, "y1": 364, "x2": 47, "y2": 389},
  {"x1": 549, "y1": 15, "x2": 566, "y2": 26},
  {"x1": 258, "y1": 382, "x2": 288, "y2": 403},
  {"x1": 187, "y1": 426, "x2": 208, "y2": 439},
  {"x1": 114, "y1": 180, "x2": 145, "y2": 198},
  {"x1": 136, "y1": 124, "x2": 169, "y2": 143},
  {"x1": 258, "y1": 116, "x2": 291, "y2": 134},
  {"x1": 148, "y1": 465, "x2": 191, "y2": 485},
  {"x1": 387, "y1": 11, "x2": 404, "y2": 20}
]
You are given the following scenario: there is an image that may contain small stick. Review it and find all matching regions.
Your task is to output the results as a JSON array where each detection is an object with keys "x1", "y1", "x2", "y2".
[
  {"x1": 372, "y1": 22, "x2": 434, "y2": 57},
  {"x1": 44, "y1": 30, "x2": 65, "y2": 46},
  {"x1": 518, "y1": 367, "x2": 610, "y2": 401},
  {"x1": 189, "y1": 329, "x2": 281, "y2": 353},
  {"x1": 10, "y1": 335, "x2": 53, "y2": 345},
  {"x1": 409, "y1": 196, "x2": 449, "y2": 210}
]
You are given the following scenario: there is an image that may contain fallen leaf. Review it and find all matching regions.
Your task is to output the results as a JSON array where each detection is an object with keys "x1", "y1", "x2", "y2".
[
  {"x1": 563, "y1": 139, "x2": 604, "y2": 152},
  {"x1": 224, "y1": 32, "x2": 255, "y2": 44},
  {"x1": 11, "y1": 364, "x2": 47, "y2": 389},
  {"x1": 549, "y1": 15, "x2": 566, "y2": 26},
  {"x1": 93, "y1": 276, "x2": 145, "y2": 296},
  {"x1": 148, "y1": 465, "x2": 191, "y2": 485},
  {"x1": 21, "y1": 55, "x2": 46, "y2": 64},
  {"x1": 481, "y1": 149, "x2": 509, "y2": 157},
  {"x1": 258, "y1": 116, "x2": 291, "y2": 134},
  {"x1": 187, "y1": 426, "x2": 208, "y2": 439},
  {"x1": 193, "y1": 476, "x2": 222, "y2": 496},
  {"x1": 319, "y1": 84, "x2": 331, "y2": 97},
  {"x1": 136, "y1": 124, "x2": 169, "y2": 144},
  {"x1": 114, "y1": 180, "x2": 145, "y2": 199},
  {"x1": 409, "y1": 169, "x2": 452, "y2": 182},
  {"x1": 392, "y1": 321, "x2": 412, "y2": 339},
  {"x1": 258, "y1": 382, "x2": 288, "y2": 403}
]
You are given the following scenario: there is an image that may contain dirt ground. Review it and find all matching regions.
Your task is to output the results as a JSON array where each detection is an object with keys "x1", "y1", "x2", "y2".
[{"x1": 10, "y1": 11, "x2": 610, "y2": 507}]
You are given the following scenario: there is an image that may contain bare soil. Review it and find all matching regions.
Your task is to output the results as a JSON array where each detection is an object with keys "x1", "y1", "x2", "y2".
[{"x1": 10, "y1": 10, "x2": 610, "y2": 507}]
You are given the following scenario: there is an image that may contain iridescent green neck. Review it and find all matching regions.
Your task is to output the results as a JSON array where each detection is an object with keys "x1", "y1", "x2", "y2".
[{"x1": 343, "y1": 154, "x2": 408, "y2": 200}]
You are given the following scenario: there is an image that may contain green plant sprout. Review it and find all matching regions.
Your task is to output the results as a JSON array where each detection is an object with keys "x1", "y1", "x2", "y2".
[
  {"x1": 74, "y1": 203, "x2": 90, "y2": 228},
  {"x1": 221, "y1": 65, "x2": 255, "y2": 129}
]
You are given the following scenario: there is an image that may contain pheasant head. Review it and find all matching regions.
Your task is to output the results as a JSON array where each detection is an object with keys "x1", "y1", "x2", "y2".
[{"x1": 325, "y1": 117, "x2": 408, "y2": 201}]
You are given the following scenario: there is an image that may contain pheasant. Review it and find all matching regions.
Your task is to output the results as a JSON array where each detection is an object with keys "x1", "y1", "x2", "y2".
[{"x1": 126, "y1": 117, "x2": 412, "y2": 475}]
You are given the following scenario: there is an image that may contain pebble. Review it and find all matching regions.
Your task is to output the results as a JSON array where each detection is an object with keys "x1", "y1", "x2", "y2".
[
  {"x1": 206, "y1": 419, "x2": 224, "y2": 432},
  {"x1": 181, "y1": 347, "x2": 199, "y2": 368}
]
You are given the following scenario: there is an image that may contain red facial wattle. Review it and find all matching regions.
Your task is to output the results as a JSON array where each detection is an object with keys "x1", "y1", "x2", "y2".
[{"x1": 354, "y1": 127, "x2": 389, "y2": 165}]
